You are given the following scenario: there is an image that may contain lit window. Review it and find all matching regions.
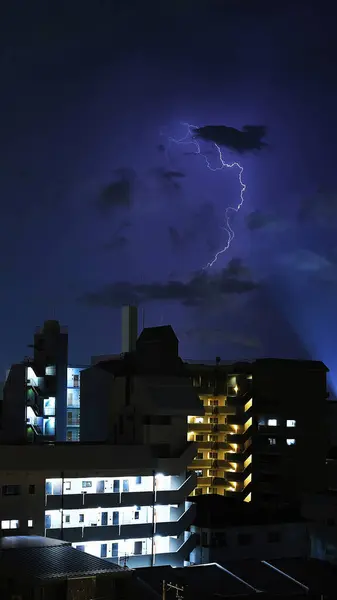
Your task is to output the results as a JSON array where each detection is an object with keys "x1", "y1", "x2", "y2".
[
  {"x1": 286, "y1": 420, "x2": 296, "y2": 428},
  {"x1": 287, "y1": 438, "x2": 296, "y2": 446},
  {"x1": 267, "y1": 419, "x2": 278, "y2": 426},
  {"x1": 1, "y1": 520, "x2": 19, "y2": 529},
  {"x1": 268, "y1": 438, "x2": 276, "y2": 445},
  {"x1": 195, "y1": 417, "x2": 203, "y2": 424},
  {"x1": 28, "y1": 519, "x2": 33, "y2": 528},
  {"x1": 45, "y1": 366, "x2": 56, "y2": 376}
]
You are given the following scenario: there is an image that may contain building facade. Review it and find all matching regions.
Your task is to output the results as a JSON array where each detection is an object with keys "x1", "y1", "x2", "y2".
[
  {"x1": 189, "y1": 494, "x2": 309, "y2": 564},
  {"x1": 66, "y1": 367, "x2": 85, "y2": 441},
  {"x1": 185, "y1": 358, "x2": 328, "y2": 506},
  {"x1": 0, "y1": 442, "x2": 197, "y2": 568},
  {"x1": 1, "y1": 320, "x2": 86, "y2": 443}
]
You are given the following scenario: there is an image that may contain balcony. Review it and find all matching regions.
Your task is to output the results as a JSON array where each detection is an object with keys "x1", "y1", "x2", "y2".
[
  {"x1": 45, "y1": 474, "x2": 197, "y2": 511},
  {"x1": 46, "y1": 506, "x2": 195, "y2": 545},
  {"x1": 195, "y1": 441, "x2": 230, "y2": 450},
  {"x1": 106, "y1": 531, "x2": 197, "y2": 569},
  {"x1": 204, "y1": 406, "x2": 234, "y2": 415},
  {"x1": 188, "y1": 423, "x2": 230, "y2": 433}
]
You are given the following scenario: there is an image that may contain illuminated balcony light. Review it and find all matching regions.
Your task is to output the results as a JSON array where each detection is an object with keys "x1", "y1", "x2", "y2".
[{"x1": 233, "y1": 385, "x2": 239, "y2": 394}]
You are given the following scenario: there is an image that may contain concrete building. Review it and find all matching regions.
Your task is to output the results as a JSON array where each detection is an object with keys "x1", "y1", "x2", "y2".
[
  {"x1": 0, "y1": 442, "x2": 197, "y2": 569},
  {"x1": 185, "y1": 358, "x2": 328, "y2": 506},
  {"x1": 189, "y1": 494, "x2": 309, "y2": 565},
  {"x1": 1, "y1": 320, "x2": 86, "y2": 443}
]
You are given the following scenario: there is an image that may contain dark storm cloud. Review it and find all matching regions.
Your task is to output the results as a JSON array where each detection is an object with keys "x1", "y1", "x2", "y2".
[
  {"x1": 79, "y1": 260, "x2": 258, "y2": 308},
  {"x1": 245, "y1": 210, "x2": 284, "y2": 231},
  {"x1": 151, "y1": 167, "x2": 186, "y2": 191},
  {"x1": 96, "y1": 168, "x2": 136, "y2": 214},
  {"x1": 194, "y1": 125, "x2": 268, "y2": 154}
]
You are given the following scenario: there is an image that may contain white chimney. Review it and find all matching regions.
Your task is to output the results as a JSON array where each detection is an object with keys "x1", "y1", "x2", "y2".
[{"x1": 121, "y1": 305, "x2": 138, "y2": 353}]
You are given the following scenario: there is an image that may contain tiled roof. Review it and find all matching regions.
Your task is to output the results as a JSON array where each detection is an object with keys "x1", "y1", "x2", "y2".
[{"x1": 0, "y1": 536, "x2": 127, "y2": 581}]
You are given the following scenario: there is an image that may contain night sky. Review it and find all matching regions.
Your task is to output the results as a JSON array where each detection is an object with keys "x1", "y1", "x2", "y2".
[{"x1": 1, "y1": 1, "x2": 337, "y2": 392}]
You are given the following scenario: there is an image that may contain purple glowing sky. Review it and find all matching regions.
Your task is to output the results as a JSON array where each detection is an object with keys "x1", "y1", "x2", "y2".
[{"x1": 1, "y1": 0, "x2": 337, "y2": 388}]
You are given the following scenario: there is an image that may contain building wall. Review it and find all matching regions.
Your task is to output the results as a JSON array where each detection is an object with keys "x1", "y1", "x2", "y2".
[
  {"x1": 67, "y1": 367, "x2": 85, "y2": 441},
  {"x1": 80, "y1": 367, "x2": 114, "y2": 442},
  {"x1": 1, "y1": 364, "x2": 26, "y2": 442},
  {"x1": 190, "y1": 521, "x2": 309, "y2": 564},
  {"x1": 252, "y1": 360, "x2": 328, "y2": 506},
  {"x1": 0, "y1": 443, "x2": 197, "y2": 568}
]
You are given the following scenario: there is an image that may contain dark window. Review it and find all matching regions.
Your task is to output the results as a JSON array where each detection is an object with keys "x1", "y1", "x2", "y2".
[
  {"x1": 196, "y1": 435, "x2": 204, "y2": 441},
  {"x1": 195, "y1": 487, "x2": 203, "y2": 495},
  {"x1": 79, "y1": 514, "x2": 84, "y2": 523},
  {"x1": 28, "y1": 484, "x2": 35, "y2": 495},
  {"x1": 197, "y1": 452, "x2": 203, "y2": 459},
  {"x1": 134, "y1": 511, "x2": 140, "y2": 520},
  {"x1": 238, "y1": 533, "x2": 252, "y2": 546},
  {"x1": 195, "y1": 470, "x2": 203, "y2": 477},
  {"x1": 82, "y1": 481, "x2": 92, "y2": 489},
  {"x1": 268, "y1": 531, "x2": 281, "y2": 543},
  {"x1": 2, "y1": 485, "x2": 20, "y2": 496},
  {"x1": 65, "y1": 515, "x2": 70, "y2": 523},
  {"x1": 135, "y1": 476, "x2": 142, "y2": 484}
]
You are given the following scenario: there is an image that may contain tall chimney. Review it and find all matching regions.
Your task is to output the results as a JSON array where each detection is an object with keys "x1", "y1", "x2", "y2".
[{"x1": 121, "y1": 305, "x2": 138, "y2": 353}]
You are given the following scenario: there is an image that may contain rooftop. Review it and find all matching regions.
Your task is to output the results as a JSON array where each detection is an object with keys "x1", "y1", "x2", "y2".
[
  {"x1": 192, "y1": 494, "x2": 303, "y2": 529},
  {"x1": 136, "y1": 559, "x2": 337, "y2": 599},
  {"x1": 0, "y1": 536, "x2": 127, "y2": 581}
]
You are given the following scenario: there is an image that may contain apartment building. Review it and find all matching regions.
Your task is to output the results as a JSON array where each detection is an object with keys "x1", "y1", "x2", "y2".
[
  {"x1": 1, "y1": 320, "x2": 86, "y2": 442},
  {"x1": 0, "y1": 442, "x2": 197, "y2": 568},
  {"x1": 185, "y1": 358, "x2": 328, "y2": 507}
]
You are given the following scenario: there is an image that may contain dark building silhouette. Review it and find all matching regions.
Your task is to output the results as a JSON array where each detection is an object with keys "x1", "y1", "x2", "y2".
[{"x1": 1, "y1": 321, "x2": 68, "y2": 442}]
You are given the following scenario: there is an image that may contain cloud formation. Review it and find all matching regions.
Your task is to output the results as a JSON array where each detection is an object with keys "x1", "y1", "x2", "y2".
[
  {"x1": 194, "y1": 124, "x2": 268, "y2": 153},
  {"x1": 245, "y1": 209, "x2": 285, "y2": 231},
  {"x1": 96, "y1": 168, "x2": 136, "y2": 214},
  {"x1": 150, "y1": 167, "x2": 186, "y2": 191},
  {"x1": 80, "y1": 258, "x2": 258, "y2": 308}
]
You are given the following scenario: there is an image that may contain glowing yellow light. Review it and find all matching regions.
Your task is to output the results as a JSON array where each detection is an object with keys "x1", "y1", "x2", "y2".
[
  {"x1": 244, "y1": 492, "x2": 252, "y2": 503},
  {"x1": 234, "y1": 385, "x2": 239, "y2": 394},
  {"x1": 244, "y1": 398, "x2": 252, "y2": 412}
]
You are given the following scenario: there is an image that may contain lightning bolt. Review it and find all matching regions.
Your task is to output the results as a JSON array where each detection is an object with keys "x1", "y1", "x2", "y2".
[{"x1": 168, "y1": 122, "x2": 246, "y2": 268}]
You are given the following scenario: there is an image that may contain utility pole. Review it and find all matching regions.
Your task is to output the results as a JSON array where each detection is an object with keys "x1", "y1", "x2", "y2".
[{"x1": 162, "y1": 580, "x2": 185, "y2": 599}]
